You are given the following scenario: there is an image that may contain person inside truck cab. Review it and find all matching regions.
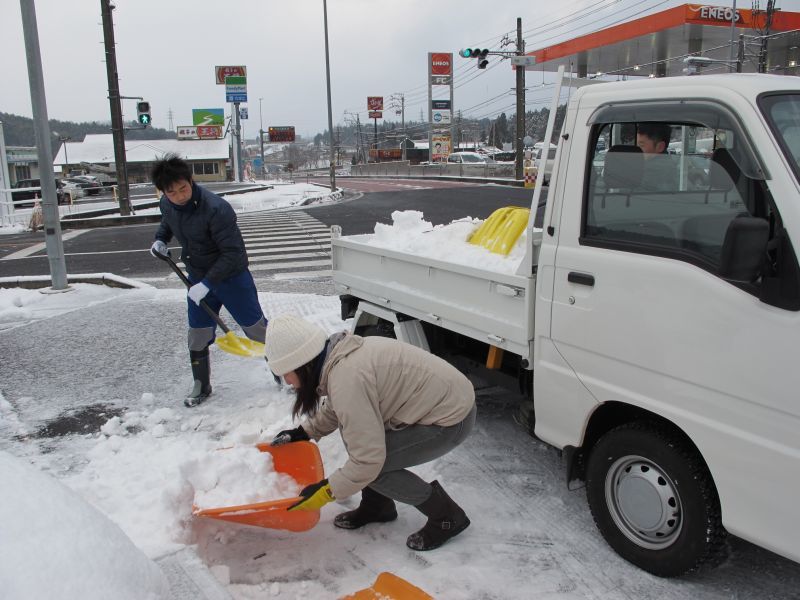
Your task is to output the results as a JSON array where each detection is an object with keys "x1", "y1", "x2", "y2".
[
  {"x1": 636, "y1": 123, "x2": 679, "y2": 191},
  {"x1": 265, "y1": 314, "x2": 477, "y2": 551}
]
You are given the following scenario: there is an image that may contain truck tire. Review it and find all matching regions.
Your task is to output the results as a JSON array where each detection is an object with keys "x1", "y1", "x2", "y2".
[{"x1": 585, "y1": 421, "x2": 727, "y2": 577}]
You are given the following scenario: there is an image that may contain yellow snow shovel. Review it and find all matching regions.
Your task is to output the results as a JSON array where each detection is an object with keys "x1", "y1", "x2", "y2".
[
  {"x1": 153, "y1": 251, "x2": 265, "y2": 358},
  {"x1": 341, "y1": 572, "x2": 433, "y2": 600}
]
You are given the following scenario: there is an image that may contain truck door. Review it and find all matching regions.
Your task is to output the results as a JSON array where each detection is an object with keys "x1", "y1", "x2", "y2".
[{"x1": 549, "y1": 99, "x2": 800, "y2": 562}]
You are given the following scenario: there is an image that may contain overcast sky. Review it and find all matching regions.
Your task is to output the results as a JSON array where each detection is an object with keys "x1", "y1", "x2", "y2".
[{"x1": 2, "y1": 0, "x2": 793, "y2": 139}]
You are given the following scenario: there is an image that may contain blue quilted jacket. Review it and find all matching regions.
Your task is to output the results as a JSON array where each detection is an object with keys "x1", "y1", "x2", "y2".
[{"x1": 154, "y1": 184, "x2": 248, "y2": 287}]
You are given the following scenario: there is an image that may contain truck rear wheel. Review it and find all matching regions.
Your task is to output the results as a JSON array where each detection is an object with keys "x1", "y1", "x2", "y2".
[{"x1": 585, "y1": 421, "x2": 726, "y2": 576}]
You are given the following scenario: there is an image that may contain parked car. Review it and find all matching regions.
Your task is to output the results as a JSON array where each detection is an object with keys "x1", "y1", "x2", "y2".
[
  {"x1": 446, "y1": 152, "x2": 487, "y2": 164},
  {"x1": 10, "y1": 178, "x2": 68, "y2": 207},
  {"x1": 64, "y1": 176, "x2": 102, "y2": 196},
  {"x1": 532, "y1": 143, "x2": 557, "y2": 184}
]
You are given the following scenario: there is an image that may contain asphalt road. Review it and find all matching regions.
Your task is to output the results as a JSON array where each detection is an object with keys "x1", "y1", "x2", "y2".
[{"x1": 0, "y1": 181, "x2": 536, "y2": 281}]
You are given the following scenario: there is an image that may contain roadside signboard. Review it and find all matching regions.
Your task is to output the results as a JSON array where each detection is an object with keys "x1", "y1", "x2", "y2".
[
  {"x1": 432, "y1": 100, "x2": 451, "y2": 110},
  {"x1": 225, "y1": 75, "x2": 247, "y2": 103},
  {"x1": 368, "y1": 111, "x2": 383, "y2": 119},
  {"x1": 367, "y1": 96, "x2": 383, "y2": 111},
  {"x1": 192, "y1": 108, "x2": 224, "y2": 126},
  {"x1": 430, "y1": 75, "x2": 451, "y2": 85},
  {"x1": 197, "y1": 125, "x2": 223, "y2": 139},
  {"x1": 430, "y1": 52, "x2": 453, "y2": 76},
  {"x1": 431, "y1": 134, "x2": 451, "y2": 161},
  {"x1": 268, "y1": 126, "x2": 296, "y2": 142},
  {"x1": 239, "y1": 107, "x2": 248, "y2": 120},
  {"x1": 177, "y1": 125, "x2": 198, "y2": 139},
  {"x1": 432, "y1": 110, "x2": 451, "y2": 125},
  {"x1": 215, "y1": 65, "x2": 246, "y2": 84}
]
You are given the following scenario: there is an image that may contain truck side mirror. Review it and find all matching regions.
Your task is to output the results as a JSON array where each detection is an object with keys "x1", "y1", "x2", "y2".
[{"x1": 717, "y1": 216, "x2": 769, "y2": 283}]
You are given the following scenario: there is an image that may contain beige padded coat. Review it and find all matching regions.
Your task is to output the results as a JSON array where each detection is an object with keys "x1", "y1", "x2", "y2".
[{"x1": 300, "y1": 333, "x2": 475, "y2": 500}]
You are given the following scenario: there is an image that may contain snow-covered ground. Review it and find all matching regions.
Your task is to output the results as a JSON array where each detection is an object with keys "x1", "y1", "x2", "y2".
[{"x1": 1, "y1": 280, "x2": 799, "y2": 599}]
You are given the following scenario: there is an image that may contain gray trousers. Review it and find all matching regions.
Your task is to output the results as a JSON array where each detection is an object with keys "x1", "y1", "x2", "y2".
[{"x1": 368, "y1": 402, "x2": 477, "y2": 506}]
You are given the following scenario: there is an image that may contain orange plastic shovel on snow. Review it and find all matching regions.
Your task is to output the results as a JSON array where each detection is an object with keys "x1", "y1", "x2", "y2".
[
  {"x1": 193, "y1": 441, "x2": 324, "y2": 532},
  {"x1": 341, "y1": 572, "x2": 434, "y2": 600}
]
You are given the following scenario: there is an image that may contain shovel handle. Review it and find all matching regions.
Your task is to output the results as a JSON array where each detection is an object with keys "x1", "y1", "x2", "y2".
[{"x1": 153, "y1": 250, "x2": 231, "y2": 334}]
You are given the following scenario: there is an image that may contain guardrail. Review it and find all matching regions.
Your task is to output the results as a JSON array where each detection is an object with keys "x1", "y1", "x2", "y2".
[{"x1": 349, "y1": 161, "x2": 518, "y2": 179}]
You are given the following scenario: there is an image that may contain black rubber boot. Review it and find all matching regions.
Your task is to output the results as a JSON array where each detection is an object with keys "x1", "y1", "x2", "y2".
[
  {"x1": 406, "y1": 481, "x2": 470, "y2": 551},
  {"x1": 185, "y1": 348, "x2": 212, "y2": 407},
  {"x1": 334, "y1": 486, "x2": 398, "y2": 530}
]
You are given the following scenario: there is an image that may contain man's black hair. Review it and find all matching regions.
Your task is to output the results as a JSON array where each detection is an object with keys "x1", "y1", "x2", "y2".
[
  {"x1": 151, "y1": 153, "x2": 193, "y2": 191},
  {"x1": 637, "y1": 123, "x2": 672, "y2": 146}
]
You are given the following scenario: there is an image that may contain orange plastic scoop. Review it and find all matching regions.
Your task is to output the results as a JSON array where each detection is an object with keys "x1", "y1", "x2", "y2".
[
  {"x1": 342, "y1": 572, "x2": 434, "y2": 600},
  {"x1": 192, "y1": 440, "x2": 324, "y2": 532}
]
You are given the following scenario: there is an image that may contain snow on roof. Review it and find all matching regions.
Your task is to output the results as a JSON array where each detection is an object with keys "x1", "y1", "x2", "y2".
[{"x1": 53, "y1": 134, "x2": 229, "y2": 166}]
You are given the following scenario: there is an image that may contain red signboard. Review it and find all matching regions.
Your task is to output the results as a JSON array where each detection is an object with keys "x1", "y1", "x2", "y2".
[
  {"x1": 197, "y1": 125, "x2": 223, "y2": 139},
  {"x1": 430, "y1": 53, "x2": 452, "y2": 76},
  {"x1": 368, "y1": 111, "x2": 383, "y2": 119},
  {"x1": 215, "y1": 65, "x2": 247, "y2": 85},
  {"x1": 367, "y1": 96, "x2": 383, "y2": 111},
  {"x1": 268, "y1": 126, "x2": 296, "y2": 142}
]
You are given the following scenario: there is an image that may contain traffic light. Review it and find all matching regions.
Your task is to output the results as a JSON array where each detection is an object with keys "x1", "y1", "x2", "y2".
[
  {"x1": 458, "y1": 48, "x2": 489, "y2": 69},
  {"x1": 136, "y1": 101, "x2": 151, "y2": 126}
]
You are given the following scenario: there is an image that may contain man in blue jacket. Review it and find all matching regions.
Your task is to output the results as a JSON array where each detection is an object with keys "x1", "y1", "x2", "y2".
[{"x1": 149, "y1": 154, "x2": 266, "y2": 407}]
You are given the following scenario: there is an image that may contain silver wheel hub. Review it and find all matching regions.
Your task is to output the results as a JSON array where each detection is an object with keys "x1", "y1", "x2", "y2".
[{"x1": 605, "y1": 455, "x2": 682, "y2": 550}]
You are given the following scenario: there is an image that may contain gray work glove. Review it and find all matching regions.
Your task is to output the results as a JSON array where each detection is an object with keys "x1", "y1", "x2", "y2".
[{"x1": 150, "y1": 240, "x2": 169, "y2": 258}]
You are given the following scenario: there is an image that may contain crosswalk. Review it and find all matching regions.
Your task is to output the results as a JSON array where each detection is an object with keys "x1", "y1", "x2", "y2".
[{"x1": 236, "y1": 210, "x2": 332, "y2": 279}]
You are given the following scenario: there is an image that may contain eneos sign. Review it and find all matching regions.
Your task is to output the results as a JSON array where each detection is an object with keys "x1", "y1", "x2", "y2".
[{"x1": 430, "y1": 53, "x2": 452, "y2": 76}]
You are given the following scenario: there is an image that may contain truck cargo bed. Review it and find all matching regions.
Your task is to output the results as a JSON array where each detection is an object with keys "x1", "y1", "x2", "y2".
[{"x1": 331, "y1": 233, "x2": 535, "y2": 359}]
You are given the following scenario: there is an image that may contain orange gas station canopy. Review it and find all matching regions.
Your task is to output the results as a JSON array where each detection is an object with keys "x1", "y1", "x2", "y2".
[{"x1": 527, "y1": 4, "x2": 800, "y2": 77}]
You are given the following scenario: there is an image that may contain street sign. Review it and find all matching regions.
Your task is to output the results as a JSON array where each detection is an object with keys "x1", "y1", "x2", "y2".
[
  {"x1": 215, "y1": 65, "x2": 246, "y2": 84},
  {"x1": 367, "y1": 96, "x2": 383, "y2": 111},
  {"x1": 239, "y1": 107, "x2": 248, "y2": 120},
  {"x1": 268, "y1": 126, "x2": 296, "y2": 142},
  {"x1": 192, "y1": 108, "x2": 224, "y2": 126},
  {"x1": 510, "y1": 55, "x2": 537, "y2": 68},
  {"x1": 368, "y1": 111, "x2": 383, "y2": 119},
  {"x1": 431, "y1": 100, "x2": 451, "y2": 110},
  {"x1": 225, "y1": 75, "x2": 247, "y2": 103}
]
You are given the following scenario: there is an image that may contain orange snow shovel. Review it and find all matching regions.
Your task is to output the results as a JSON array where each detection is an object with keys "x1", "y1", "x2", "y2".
[
  {"x1": 193, "y1": 441, "x2": 324, "y2": 532},
  {"x1": 153, "y1": 251, "x2": 265, "y2": 358},
  {"x1": 341, "y1": 572, "x2": 434, "y2": 600}
]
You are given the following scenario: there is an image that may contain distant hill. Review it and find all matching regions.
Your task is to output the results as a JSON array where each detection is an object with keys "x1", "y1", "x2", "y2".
[{"x1": 0, "y1": 111, "x2": 176, "y2": 154}]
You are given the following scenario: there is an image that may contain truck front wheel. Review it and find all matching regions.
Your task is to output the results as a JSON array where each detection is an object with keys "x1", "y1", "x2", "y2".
[{"x1": 585, "y1": 421, "x2": 726, "y2": 577}]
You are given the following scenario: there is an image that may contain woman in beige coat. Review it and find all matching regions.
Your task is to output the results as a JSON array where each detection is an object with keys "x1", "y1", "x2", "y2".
[{"x1": 265, "y1": 314, "x2": 477, "y2": 551}]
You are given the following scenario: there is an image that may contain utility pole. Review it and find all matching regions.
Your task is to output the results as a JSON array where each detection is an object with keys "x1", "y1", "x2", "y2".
[
  {"x1": 355, "y1": 112, "x2": 364, "y2": 163},
  {"x1": 20, "y1": 0, "x2": 68, "y2": 290},
  {"x1": 323, "y1": 0, "x2": 336, "y2": 191},
  {"x1": 100, "y1": 0, "x2": 131, "y2": 216},
  {"x1": 391, "y1": 93, "x2": 406, "y2": 161},
  {"x1": 515, "y1": 17, "x2": 525, "y2": 181},
  {"x1": 259, "y1": 97, "x2": 265, "y2": 179}
]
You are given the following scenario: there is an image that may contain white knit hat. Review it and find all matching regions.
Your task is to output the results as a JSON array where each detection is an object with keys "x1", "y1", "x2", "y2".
[{"x1": 264, "y1": 315, "x2": 327, "y2": 376}]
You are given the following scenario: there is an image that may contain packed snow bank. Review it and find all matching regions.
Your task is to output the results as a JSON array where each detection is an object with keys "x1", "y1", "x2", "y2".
[
  {"x1": 363, "y1": 210, "x2": 531, "y2": 274},
  {"x1": 187, "y1": 445, "x2": 301, "y2": 510},
  {"x1": 0, "y1": 450, "x2": 169, "y2": 600}
]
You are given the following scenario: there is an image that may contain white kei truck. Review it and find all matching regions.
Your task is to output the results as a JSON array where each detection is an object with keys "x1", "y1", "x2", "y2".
[{"x1": 330, "y1": 71, "x2": 800, "y2": 577}]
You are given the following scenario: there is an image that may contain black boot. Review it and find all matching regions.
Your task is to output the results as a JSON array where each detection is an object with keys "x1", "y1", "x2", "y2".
[
  {"x1": 406, "y1": 481, "x2": 470, "y2": 551},
  {"x1": 334, "y1": 486, "x2": 398, "y2": 530},
  {"x1": 186, "y1": 348, "x2": 212, "y2": 407}
]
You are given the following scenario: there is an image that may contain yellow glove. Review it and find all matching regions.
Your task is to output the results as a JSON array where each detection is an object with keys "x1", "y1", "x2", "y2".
[{"x1": 288, "y1": 479, "x2": 334, "y2": 511}]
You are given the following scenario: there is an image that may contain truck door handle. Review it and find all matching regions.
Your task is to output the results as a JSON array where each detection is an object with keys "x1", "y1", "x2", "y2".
[{"x1": 567, "y1": 272, "x2": 595, "y2": 287}]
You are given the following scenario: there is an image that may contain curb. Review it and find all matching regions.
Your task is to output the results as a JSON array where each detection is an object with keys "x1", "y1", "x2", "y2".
[
  {"x1": 344, "y1": 174, "x2": 526, "y2": 187},
  {"x1": 0, "y1": 273, "x2": 150, "y2": 290}
]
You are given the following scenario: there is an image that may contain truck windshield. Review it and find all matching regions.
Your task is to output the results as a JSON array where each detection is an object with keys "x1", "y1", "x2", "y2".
[{"x1": 760, "y1": 93, "x2": 800, "y2": 183}]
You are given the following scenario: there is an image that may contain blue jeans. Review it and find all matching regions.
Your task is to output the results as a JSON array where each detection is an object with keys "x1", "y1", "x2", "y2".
[{"x1": 368, "y1": 402, "x2": 477, "y2": 505}]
